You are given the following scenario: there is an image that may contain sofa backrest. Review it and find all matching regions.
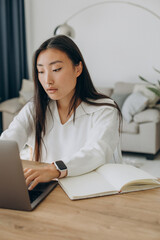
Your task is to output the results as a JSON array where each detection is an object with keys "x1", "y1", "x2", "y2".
[
  {"x1": 113, "y1": 82, "x2": 135, "y2": 94},
  {"x1": 97, "y1": 87, "x2": 113, "y2": 97}
]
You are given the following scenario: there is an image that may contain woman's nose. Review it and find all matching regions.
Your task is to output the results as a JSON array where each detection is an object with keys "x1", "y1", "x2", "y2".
[{"x1": 45, "y1": 72, "x2": 54, "y2": 84}]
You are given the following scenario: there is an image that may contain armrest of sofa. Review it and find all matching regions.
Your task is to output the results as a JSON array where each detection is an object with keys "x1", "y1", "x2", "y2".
[
  {"x1": 133, "y1": 108, "x2": 160, "y2": 123},
  {"x1": 0, "y1": 98, "x2": 23, "y2": 114}
]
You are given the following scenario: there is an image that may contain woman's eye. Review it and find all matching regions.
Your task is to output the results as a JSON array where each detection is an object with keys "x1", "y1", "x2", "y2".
[
  {"x1": 38, "y1": 71, "x2": 44, "y2": 74},
  {"x1": 53, "y1": 68, "x2": 61, "y2": 72}
]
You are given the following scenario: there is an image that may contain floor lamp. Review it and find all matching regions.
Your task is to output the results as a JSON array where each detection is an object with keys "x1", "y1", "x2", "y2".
[{"x1": 53, "y1": 0, "x2": 160, "y2": 38}]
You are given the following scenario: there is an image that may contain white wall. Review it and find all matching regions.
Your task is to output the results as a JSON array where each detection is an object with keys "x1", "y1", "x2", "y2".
[{"x1": 25, "y1": 0, "x2": 160, "y2": 87}]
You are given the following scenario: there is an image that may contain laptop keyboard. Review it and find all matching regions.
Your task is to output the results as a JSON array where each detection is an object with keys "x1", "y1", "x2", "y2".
[
  {"x1": 27, "y1": 181, "x2": 58, "y2": 204},
  {"x1": 28, "y1": 190, "x2": 43, "y2": 203}
]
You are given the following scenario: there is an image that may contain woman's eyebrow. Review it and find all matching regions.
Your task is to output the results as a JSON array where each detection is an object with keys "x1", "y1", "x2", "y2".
[{"x1": 37, "y1": 60, "x2": 63, "y2": 66}]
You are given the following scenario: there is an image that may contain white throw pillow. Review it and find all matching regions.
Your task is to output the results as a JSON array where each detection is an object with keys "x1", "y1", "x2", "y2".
[
  {"x1": 19, "y1": 79, "x2": 34, "y2": 104},
  {"x1": 133, "y1": 83, "x2": 159, "y2": 107},
  {"x1": 122, "y1": 92, "x2": 148, "y2": 123}
]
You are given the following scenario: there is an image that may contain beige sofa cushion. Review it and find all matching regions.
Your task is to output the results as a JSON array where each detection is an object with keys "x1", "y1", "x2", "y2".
[
  {"x1": 19, "y1": 79, "x2": 34, "y2": 104},
  {"x1": 122, "y1": 120, "x2": 139, "y2": 134},
  {"x1": 113, "y1": 82, "x2": 135, "y2": 94},
  {"x1": 97, "y1": 87, "x2": 113, "y2": 97},
  {"x1": 134, "y1": 109, "x2": 160, "y2": 123},
  {"x1": 0, "y1": 98, "x2": 23, "y2": 114}
]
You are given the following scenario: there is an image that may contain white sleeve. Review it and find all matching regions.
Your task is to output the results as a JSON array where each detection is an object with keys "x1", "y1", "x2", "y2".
[
  {"x1": 0, "y1": 102, "x2": 35, "y2": 151},
  {"x1": 63, "y1": 107, "x2": 121, "y2": 176}
]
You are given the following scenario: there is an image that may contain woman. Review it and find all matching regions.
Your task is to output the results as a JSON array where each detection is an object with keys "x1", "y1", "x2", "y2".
[{"x1": 0, "y1": 35, "x2": 122, "y2": 190}]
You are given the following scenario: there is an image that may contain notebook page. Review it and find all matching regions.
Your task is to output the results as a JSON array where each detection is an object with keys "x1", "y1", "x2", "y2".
[
  {"x1": 96, "y1": 164, "x2": 158, "y2": 191},
  {"x1": 59, "y1": 171, "x2": 118, "y2": 200}
]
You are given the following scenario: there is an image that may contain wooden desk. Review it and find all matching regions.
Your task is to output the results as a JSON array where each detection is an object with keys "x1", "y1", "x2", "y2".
[{"x1": 0, "y1": 160, "x2": 160, "y2": 240}]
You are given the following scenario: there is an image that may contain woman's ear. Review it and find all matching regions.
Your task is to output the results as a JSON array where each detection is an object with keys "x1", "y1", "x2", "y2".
[{"x1": 76, "y1": 61, "x2": 83, "y2": 77}]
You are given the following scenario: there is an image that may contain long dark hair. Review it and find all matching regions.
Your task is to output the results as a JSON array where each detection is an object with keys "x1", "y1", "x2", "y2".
[{"x1": 33, "y1": 35, "x2": 121, "y2": 162}]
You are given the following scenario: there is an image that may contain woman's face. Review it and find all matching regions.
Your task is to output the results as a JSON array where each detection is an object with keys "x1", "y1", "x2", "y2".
[{"x1": 37, "y1": 48, "x2": 82, "y2": 104}]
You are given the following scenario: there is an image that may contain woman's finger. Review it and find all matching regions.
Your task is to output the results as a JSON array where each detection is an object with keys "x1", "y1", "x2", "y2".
[
  {"x1": 24, "y1": 168, "x2": 35, "y2": 179},
  {"x1": 23, "y1": 168, "x2": 31, "y2": 173},
  {"x1": 28, "y1": 177, "x2": 40, "y2": 190},
  {"x1": 25, "y1": 171, "x2": 39, "y2": 187}
]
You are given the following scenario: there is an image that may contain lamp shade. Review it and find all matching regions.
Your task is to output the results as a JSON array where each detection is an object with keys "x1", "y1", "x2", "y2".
[{"x1": 54, "y1": 23, "x2": 75, "y2": 38}]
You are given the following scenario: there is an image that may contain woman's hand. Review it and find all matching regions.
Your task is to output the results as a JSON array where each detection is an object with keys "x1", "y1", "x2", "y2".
[{"x1": 24, "y1": 164, "x2": 60, "y2": 190}]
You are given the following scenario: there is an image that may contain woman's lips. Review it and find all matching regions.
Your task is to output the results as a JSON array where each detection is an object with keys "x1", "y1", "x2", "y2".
[{"x1": 46, "y1": 88, "x2": 58, "y2": 94}]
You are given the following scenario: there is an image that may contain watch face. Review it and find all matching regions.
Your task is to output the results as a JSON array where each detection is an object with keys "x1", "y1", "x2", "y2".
[{"x1": 55, "y1": 161, "x2": 67, "y2": 170}]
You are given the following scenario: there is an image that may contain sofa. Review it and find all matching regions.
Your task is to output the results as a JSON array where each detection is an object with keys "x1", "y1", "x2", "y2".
[
  {"x1": 0, "y1": 80, "x2": 160, "y2": 159},
  {"x1": 99, "y1": 81, "x2": 160, "y2": 159},
  {"x1": 0, "y1": 79, "x2": 34, "y2": 131}
]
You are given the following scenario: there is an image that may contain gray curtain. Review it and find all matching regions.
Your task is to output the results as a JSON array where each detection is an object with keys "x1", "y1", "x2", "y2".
[{"x1": 0, "y1": 0, "x2": 29, "y2": 102}]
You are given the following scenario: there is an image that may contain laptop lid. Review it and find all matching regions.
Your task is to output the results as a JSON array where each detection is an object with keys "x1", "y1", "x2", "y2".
[{"x1": 0, "y1": 140, "x2": 58, "y2": 211}]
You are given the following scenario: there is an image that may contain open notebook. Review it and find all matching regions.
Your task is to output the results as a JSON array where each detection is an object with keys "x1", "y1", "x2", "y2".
[{"x1": 59, "y1": 164, "x2": 160, "y2": 200}]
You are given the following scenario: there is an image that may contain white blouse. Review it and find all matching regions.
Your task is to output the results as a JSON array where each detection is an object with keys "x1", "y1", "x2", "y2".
[{"x1": 0, "y1": 99, "x2": 122, "y2": 176}]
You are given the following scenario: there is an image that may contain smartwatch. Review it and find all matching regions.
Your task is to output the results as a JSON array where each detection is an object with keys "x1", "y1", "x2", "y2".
[{"x1": 54, "y1": 160, "x2": 68, "y2": 179}]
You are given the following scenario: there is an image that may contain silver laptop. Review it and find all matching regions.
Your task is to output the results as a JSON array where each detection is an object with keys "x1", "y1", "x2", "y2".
[{"x1": 0, "y1": 140, "x2": 58, "y2": 211}]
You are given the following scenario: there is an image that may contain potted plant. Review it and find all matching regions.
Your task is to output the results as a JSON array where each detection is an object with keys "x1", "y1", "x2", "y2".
[{"x1": 139, "y1": 68, "x2": 160, "y2": 97}]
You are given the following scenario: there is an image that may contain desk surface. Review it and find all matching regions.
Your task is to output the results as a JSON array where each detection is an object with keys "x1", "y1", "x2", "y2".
[{"x1": 0, "y1": 160, "x2": 160, "y2": 240}]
